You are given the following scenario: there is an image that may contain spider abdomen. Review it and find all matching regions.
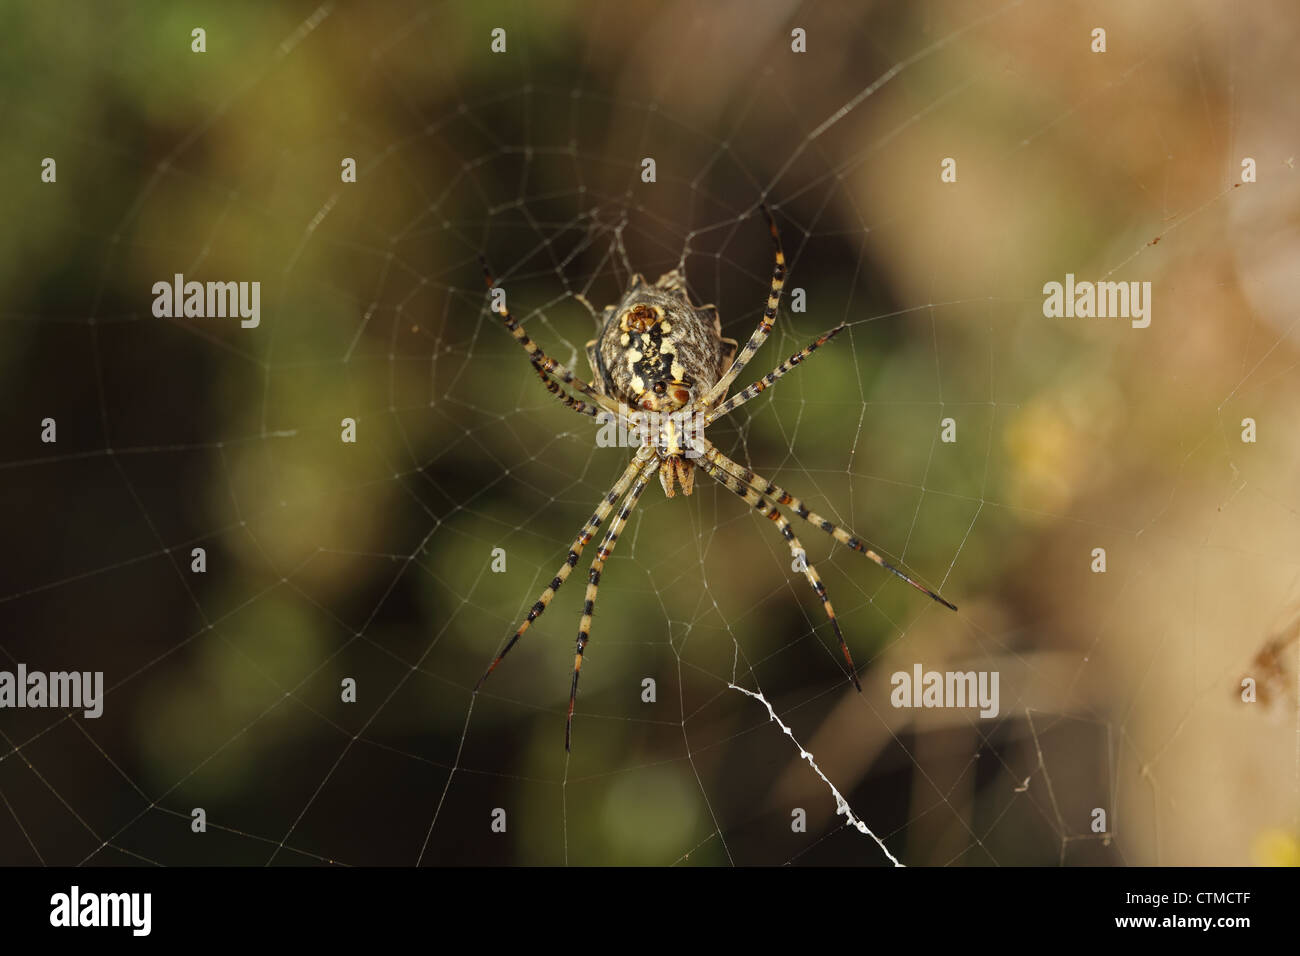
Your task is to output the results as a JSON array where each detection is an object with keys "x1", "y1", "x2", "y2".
[{"x1": 586, "y1": 272, "x2": 735, "y2": 412}]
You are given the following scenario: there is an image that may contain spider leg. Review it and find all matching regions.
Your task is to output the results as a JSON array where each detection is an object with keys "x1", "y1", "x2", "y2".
[
  {"x1": 480, "y1": 256, "x2": 626, "y2": 418},
  {"x1": 701, "y1": 443, "x2": 957, "y2": 611},
  {"x1": 701, "y1": 204, "x2": 786, "y2": 406},
  {"x1": 567, "y1": 457, "x2": 661, "y2": 751},
  {"x1": 698, "y1": 457, "x2": 862, "y2": 693},
  {"x1": 705, "y1": 323, "x2": 845, "y2": 425},
  {"x1": 573, "y1": 292, "x2": 601, "y2": 324},
  {"x1": 532, "y1": 364, "x2": 611, "y2": 421},
  {"x1": 475, "y1": 445, "x2": 655, "y2": 692}
]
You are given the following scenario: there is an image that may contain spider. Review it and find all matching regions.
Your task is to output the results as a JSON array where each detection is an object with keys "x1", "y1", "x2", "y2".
[{"x1": 475, "y1": 206, "x2": 957, "y2": 750}]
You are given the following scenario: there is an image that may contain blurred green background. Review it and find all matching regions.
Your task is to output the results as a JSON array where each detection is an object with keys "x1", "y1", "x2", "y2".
[{"x1": 0, "y1": 0, "x2": 1297, "y2": 866}]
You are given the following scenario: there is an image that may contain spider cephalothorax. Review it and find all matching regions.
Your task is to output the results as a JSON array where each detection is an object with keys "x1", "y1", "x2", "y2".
[{"x1": 477, "y1": 206, "x2": 957, "y2": 750}]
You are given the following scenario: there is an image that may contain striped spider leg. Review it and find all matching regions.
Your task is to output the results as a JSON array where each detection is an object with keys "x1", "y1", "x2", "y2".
[
  {"x1": 566, "y1": 455, "x2": 661, "y2": 750},
  {"x1": 696, "y1": 454, "x2": 863, "y2": 690},
  {"x1": 479, "y1": 256, "x2": 626, "y2": 421},
  {"x1": 699, "y1": 204, "x2": 786, "y2": 407},
  {"x1": 705, "y1": 322, "x2": 846, "y2": 425},
  {"x1": 701, "y1": 442, "x2": 956, "y2": 611},
  {"x1": 476, "y1": 444, "x2": 654, "y2": 693},
  {"x1": 698, "y1": 323, "x2": 957, "y2": 617}
]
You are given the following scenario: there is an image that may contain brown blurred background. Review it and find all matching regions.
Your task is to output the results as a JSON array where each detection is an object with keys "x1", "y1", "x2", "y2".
[{"x1": 0, "y1": 0, "x2": 1297, "y2": 866}]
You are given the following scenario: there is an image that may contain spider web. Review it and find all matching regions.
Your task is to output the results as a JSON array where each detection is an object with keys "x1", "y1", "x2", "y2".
[{"x1": 2, "y1": 0, "x2": 1299, "y2": 868}]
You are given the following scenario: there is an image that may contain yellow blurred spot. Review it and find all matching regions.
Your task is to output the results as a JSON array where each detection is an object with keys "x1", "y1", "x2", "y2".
[
  {"x1": 1251, "y1": 828, "x2": 1300, "y2": 866},
  {"x1": 1003, "y1": 401, "x2": 1082, "y2": 518}
]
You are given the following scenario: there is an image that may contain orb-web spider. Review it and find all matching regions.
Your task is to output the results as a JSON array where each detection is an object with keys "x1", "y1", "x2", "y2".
[{"x1": 476, "y1": 206, "x2": 957, "y2": 750}]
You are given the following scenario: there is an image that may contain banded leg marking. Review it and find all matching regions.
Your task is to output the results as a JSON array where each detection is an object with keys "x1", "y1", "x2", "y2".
[
  {"x1": 702, "y1": 205, "x2": 787, "y2": 406},
  {"x1": 699, "y1": 457, "x2": 862, "y2": 692},
  {"x1": 475, "y1": 446, "x2": 655, "y2": 691},
  {"x1": 706, "y1": 324, "x2": 845, "y2": 424},
  {"x1": 480, "y1": 256, "x2": 624, "y2": 417},
  {"x1": 566, "y1": 458, "x2": 662, "y2": 750},
  {"x1": 703, "y1": 445, "x2": 957, "y2": 611}
]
